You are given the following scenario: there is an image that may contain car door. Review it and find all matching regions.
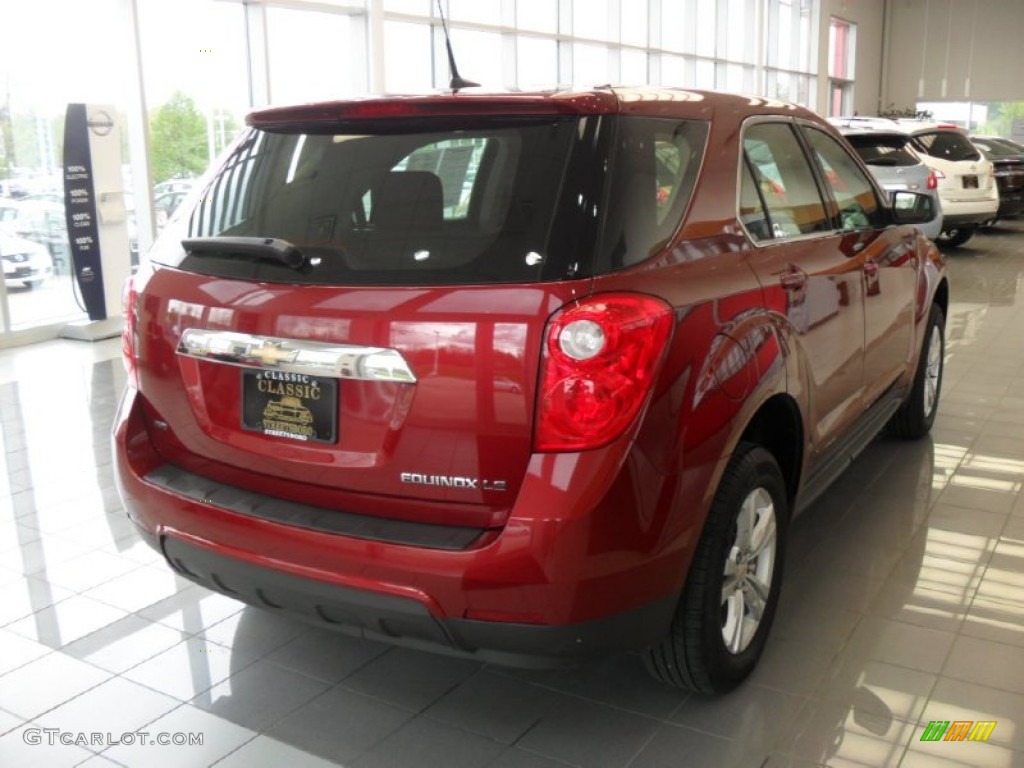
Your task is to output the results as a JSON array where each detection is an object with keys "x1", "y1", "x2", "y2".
[
  {"x1": 798, "y1": 125, "x2": 917, "y2": 410},
  {"x1": 739, "y1": 119, "x2": 867, "y2": 458}
]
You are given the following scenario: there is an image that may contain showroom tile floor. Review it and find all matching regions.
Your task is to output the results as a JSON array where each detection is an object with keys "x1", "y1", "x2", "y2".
[{"x1": 1, "y1": 223, "x2": 1024, "y2": 768}]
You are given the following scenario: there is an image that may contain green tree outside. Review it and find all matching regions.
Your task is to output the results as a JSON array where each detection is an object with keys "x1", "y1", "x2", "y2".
[
  {"x1": 978, "y1": 101, "x2": 1024, "y2": 139},
  {"x1": 149, "y1": 91, "x2": 208, "y2": 183}
]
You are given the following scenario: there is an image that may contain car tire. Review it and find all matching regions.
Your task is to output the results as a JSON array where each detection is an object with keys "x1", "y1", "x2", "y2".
[
  {"x1": 888, "y1": 303, "x2": 944, "y2": 439},
  {"x1": 936, "y1": 226, "x2": 976, "y2": 247},
  {"x1": 644, "y1": 442, "x2": 787, "y2": 693}
]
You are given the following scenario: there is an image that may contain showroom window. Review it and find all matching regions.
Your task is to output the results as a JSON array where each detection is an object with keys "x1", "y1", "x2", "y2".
[
  {"x1": 0, "y1": 0, "x2": 830, "y2": 345},
  {"x1": 0, "y1": 0, "x2": 135, "y2": 334},
  {"x1": 766, "y1": 0, "x2": 818, "y2": 108},
  {"x1": 828, "y1": 17, "x2": 856, "y2": 116}
]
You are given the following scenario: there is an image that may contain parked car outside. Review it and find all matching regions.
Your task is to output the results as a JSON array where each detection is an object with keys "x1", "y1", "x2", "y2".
[
  {"x1": 153, "y1": 178, "x2": 194, "y2": 198},
  {"x1": 114, "y1": 87, "x2": 947, "y2": 694},
  {"x1": 154, "y1": 190, "x2": 190, "y2": 230},
  {"x1": 0, "y1": 231, "x2": 54, "y2": 288},
  {"x1": 0, "y1": 197, "x2": 71, "y2": 273},
  {"x1": 970, "y1": 136, "x2": 1024, "y2": 222},
  {"x1": 837, "y1": 128, "x2": 942, "y2": 239}
]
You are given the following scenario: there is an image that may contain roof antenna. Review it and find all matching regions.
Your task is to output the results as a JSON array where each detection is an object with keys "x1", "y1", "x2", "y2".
[{"x1": 436, "y1": 0, "x2": 479, "y2": 92}]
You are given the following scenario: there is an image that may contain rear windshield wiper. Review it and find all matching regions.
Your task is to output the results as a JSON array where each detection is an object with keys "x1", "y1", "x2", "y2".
[{"x1": 181, "y1": 237, "x2": 306, "y2": 270}]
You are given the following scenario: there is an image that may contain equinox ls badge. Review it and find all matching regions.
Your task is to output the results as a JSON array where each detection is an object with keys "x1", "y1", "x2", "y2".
[{"x1": 400, "y1": 473, "x2": 507, "y2": 491}]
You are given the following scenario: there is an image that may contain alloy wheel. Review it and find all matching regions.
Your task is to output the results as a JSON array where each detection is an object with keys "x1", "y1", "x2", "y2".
[{"x1": 720, "y1": 487, "x2": 777, "y2": 654}]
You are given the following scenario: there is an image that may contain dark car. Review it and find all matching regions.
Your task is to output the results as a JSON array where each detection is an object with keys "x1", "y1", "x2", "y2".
[
  {"x1": 971, "y1": 136, "x2": 1024, "y2": 222},
  {"x1": 114, "y1": 88, "x2": 946, "y2": 694}
]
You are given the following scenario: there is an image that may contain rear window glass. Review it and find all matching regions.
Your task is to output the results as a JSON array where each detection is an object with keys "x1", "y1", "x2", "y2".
[
  {"x1": 972, "y1": 139, "x2": 1022, "y2": 159},
  {"x1": 152, "y1": 115, "x2": 708, "y2": 286},
  {"x1": 844, "y1": 134, "x2": 920, "y2": 167},
  {"x1": 911, "y1": 131, "x2": 981, "y2": 162}
]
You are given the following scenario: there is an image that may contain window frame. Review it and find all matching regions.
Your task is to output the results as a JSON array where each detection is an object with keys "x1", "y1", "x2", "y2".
[
  {"x1": 736, "y1": 117, "x2": 832, "y2": 246},
  {"x1": 736, "y1": 116, "x2": 888, "y2": 247}
]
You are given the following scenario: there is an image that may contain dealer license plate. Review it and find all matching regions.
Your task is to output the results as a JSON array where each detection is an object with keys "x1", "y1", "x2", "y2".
[{"x1": 241, "y1": 370, "x2": 338, "y2": 443}]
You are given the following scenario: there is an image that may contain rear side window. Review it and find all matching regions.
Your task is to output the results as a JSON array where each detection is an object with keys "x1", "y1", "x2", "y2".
[
  {"x1": 912, "y1": 131, "x2": 981, "y2": 162},
  {"x1": 844, "y1": 134, "x2": 919, "y2": 167},
  {"x1": 741, "y1": 123, "x2": 829, "y2": 240},
  {"x1": 154, "y1": 115, "x2": 708, "y2": 286},
  {"x1": 594, "y1": 118, "x2": 707, "y2": 271}
]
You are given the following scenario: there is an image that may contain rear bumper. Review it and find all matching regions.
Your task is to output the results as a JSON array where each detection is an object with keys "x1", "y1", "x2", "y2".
[
  {"x1": 153, "y1": 529, "x2": 676, "y2": 666},
  {"x1": 996, "y1": 192, "x2": 1024, "y2": 219},
  {"x1": 938, "y1": 194, "x2": 998, "y2": 229},
  {"x1": 113, "y1": 385, "x2": 695, "y2": 665}
]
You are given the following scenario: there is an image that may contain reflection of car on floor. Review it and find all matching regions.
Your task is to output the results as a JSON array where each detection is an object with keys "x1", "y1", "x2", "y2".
[
  {"x1": 116, "y1": 86, "x2": 948, "y2": 695},
  {"x1": 0, "y1": 231, "x2": 54, "y2": 289}
]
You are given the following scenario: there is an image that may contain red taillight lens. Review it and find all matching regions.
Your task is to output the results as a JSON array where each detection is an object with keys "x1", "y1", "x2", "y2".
[
  {"x1": 534, "y1": 294, "x2": 673, "y2": 452},
  {"x1": 122, "y1": 276, "x2": 139, "y2": 387},
  {"x1": 927, "y1": 171, "x2": 938, "y2": 190}
]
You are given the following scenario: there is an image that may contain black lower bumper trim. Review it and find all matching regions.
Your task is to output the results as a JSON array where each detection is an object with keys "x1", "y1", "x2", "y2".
[
  {"x1": 159, "y1": 534, "x2": 677, "y2": 667},
  {"x1": 145, "y1": 464, "x2": 485, "y2": 551}
]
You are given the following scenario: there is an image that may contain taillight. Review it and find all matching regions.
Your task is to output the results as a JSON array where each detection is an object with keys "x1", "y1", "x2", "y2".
[
  {"x1": 122, "y1": 276, "x2": 139, "y2": 387},
  {"x1": 927, "y1": 171, "x2": 938, "y2": 190},
  {"x1": 534, "y1": 293, "x2": 673, "y2": 452}
]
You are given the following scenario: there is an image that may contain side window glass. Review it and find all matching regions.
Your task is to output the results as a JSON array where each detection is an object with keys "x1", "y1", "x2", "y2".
[
  {"x1": 597, "y1": 117, "x2": 708, "y2": 269},
  {"x1": 742, "y1": 123, "x2": 829, "y2": 239},
  {"x1": 802, "y1": 127, "x2": 882, "y2": 231}
]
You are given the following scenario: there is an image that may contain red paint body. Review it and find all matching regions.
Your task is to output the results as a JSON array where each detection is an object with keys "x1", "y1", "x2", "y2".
[{"x1": 113, "y1": 87, "x2": 946, "y2": 662}]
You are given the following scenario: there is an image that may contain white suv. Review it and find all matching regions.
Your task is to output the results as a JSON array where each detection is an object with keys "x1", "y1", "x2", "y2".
[{"x1": 831, "y1": 117, "x2": 998, "y2": 246}]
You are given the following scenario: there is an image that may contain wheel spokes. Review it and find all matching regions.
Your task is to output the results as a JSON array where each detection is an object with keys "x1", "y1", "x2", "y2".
[
  {"x1": 720, "y1": 486, "x2": 778, "y2": 655},
  {"x1": 723, "y1": 590, "x2": 746, "y2": 653},
  {"x1": 923, "y1": 326, "x2": 942, "y2": 418},
  {"x1": 749, "y1": 504, "x2": 777, "y2": 558},
  {"x1": 745, "y1": 575, "x2": 770, "y2": 618}
]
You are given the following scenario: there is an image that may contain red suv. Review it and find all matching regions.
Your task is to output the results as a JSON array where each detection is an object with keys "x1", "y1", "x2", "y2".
[{"x1": 114, "y1": 88, "x2": 947, "y2": 693}]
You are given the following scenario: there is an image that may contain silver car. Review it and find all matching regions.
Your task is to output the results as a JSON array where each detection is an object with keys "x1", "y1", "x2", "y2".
[{"x1": 836, "y1": 128, "x2": 943, "y2": 240}]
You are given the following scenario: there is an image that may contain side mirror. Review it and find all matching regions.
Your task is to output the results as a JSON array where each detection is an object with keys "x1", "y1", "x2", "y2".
[{"x1": 891, "y1": 190, "x2": 935, "y2": 225}]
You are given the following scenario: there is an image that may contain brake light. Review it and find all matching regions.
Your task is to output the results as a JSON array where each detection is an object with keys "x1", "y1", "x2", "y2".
[
  {"x1": 248, "y1": 94, "x2": 616, "y2": 128},
  {"x1": 534, "y1": 294, "x2": 673, "y2": 452},
  {"x1": 927, "y1": 171, "x2": 938, "y2": 190},
  {"x1": 122, "y1": 276, "x2": 139, "y2": 388}
]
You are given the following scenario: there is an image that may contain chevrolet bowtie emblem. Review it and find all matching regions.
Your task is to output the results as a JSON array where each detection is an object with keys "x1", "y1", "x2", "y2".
[{"x1": 248, "y1": 342, "x2": 297, "y2": 367}]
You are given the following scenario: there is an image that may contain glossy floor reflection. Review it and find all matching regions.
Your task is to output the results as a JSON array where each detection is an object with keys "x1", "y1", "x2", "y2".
[{"x1": 2, "y1": 223, "x2": 1024, "y2": 767}]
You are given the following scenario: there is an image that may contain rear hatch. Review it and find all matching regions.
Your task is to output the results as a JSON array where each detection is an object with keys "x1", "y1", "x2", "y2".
[
  {"x1": 910, "y1": 129, "x2": 994, "y2": 201},
  {"x1": 843, "y1": 131, "x2": 932, "y2": 197},
  {"x1": 131, "y1": 94, "x2": 705, "y2": 530}
]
